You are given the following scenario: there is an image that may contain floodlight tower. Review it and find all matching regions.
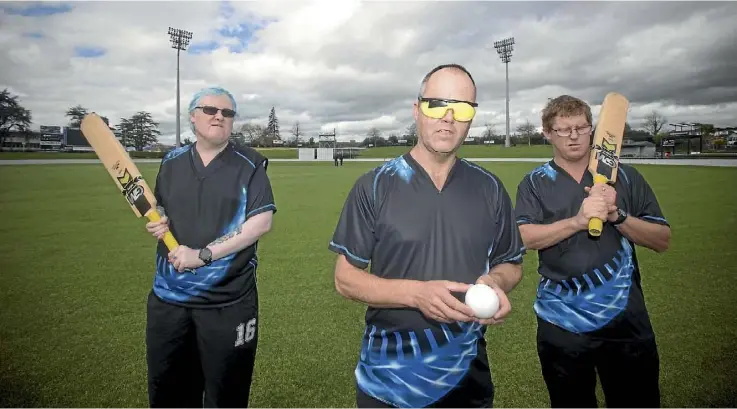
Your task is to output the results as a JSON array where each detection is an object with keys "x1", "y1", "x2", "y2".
[
  {"x1": 168, "y1": 27, "x2": 193, "y2": 148},
  {"x1": 494, "y1": 37, "x2": 515, "y2": 148}
]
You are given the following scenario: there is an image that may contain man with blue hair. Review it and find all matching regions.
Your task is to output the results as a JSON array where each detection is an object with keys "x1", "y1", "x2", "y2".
[{"x1": 144, "y1": 86, "x2": 277, "y2": 407}]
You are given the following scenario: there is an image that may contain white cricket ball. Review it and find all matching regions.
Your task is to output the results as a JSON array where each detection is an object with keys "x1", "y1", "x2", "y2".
[{"x1": 465, "y1": 284, "x2": 500, "y2": 319}]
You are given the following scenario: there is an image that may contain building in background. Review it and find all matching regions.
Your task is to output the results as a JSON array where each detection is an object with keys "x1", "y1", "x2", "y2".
[
  {"x1": 620, "y1": 139, "x2": 656, "y2": 158},
  {"x1": 0, "y1": 130, "x2": 40, "y2": 151},
  {"x1": 39, "y1": 125, "x2": 63, "y2": 151}
]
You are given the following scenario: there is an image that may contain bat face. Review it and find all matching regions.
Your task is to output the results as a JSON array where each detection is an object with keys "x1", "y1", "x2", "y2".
[
  {"x1": 592, "y1": 133, "x2": 620, "y2": 182},
  {"x1": 589, "y1": 92, "x2": 629, "y2": 184},
  {"x1": 80, "y1": 113, "x2": 157, "y2": 219},
  {"x1": 111, "y1": 159, "x2": 153, "y2": 218}
]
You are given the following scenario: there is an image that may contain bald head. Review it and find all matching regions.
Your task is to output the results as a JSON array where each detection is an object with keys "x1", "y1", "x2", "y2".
[{"x1": 418, "y1": 63, "x2": 477, "y2": 101}]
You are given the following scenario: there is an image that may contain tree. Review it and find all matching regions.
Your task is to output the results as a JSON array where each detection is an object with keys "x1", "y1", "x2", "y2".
[
  {"x1": 367, "y1": 127, "x2": 384, "y2": 146},
  {"x1": 183, "y1": 137, "x2": 193, "y2": 145},
  {"x1": 516, "y1": 119, "x2": 537, "y2": 146},
  {"x1": 266, "y1": 107, "x2": 280, "y2": 142},
  {"x1": 66, "y1": 105, "x2": 88, "y2": 128},
  {"x1": 118, "y1": 111, "x2": 161, "y2": 151},
  {"x1": 388, "y1": 134, "x2": 399, "y2": 145},
  {"x1": 117, "y1": 118, "x2": 134, "y2": 148},
  {"x1": 654, "y1": 132, "x2": 667, "y2": 146},
  {"x1": 482, "y1": 122, "x2": 497, "y2": 141},
  {"x1": 643, "y1": 110, "x2": 667, "y2": 137},
  {"x1": 0, "y1": 88, "x2": 32, "y2": 145},
  {"x1": 698, "y1": 123, "x2": 716, "y2": 152},
  {"x1": 405, "y1": 122, "x2": 418, "y2": 145},
  {"x1": 239, "y1": 123, "x2": 265, "y2": 146},
  {"x1": 291, "y1": 121, "x2": 303, "y2": 145},
  {"x1": 698, "y1": 123, "x2": 715, "y2": 137}
]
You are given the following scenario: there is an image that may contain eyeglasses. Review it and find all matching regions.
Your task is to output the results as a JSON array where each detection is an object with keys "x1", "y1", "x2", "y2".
[
  {"x1": 196, "y1": 106, "x2": 236, "y2": 118},
  {"x1": 418, "y1": 97, "x2": 478, "y2": 122},
  {"x1": 552, "y1": 125, "x2": 592, "y2": 137}
]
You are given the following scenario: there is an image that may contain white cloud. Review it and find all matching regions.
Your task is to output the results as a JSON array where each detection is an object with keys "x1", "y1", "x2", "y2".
[{"x1": 0, "y1": 1, "x2": 735, "y2": 145}]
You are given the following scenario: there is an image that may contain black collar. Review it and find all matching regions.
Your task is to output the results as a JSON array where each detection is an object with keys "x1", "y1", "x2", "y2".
[
  {"x1": 402, "y1": 152, "x2": 462, "y2": 192},
  {"x1": 548, "y1": 159, "x2": 593, "y2": 186},
  {"x1": 190, "y1": 142, "x2": 231, "y2": 179}
]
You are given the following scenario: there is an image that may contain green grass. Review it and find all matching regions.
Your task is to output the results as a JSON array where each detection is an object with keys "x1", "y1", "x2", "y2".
[{"x1": 0, "y1": 161, "x2": 735, "y2": 407}]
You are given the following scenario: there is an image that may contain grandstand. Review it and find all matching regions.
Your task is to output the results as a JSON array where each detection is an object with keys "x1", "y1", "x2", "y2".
[{"x1": 0, "y1": 124, "x2": 128, "y2": 153}]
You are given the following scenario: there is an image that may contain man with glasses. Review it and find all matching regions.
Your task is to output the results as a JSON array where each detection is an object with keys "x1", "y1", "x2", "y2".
[
  {"x1": 144, "y1": 86, "x2": 277, "y2": 408},
  {"x1": 514, "y1": 95, "x2": 671, "y2": 408},
  {"x1": 328, "y1": 64, "x2": 525, "y2": 408}
]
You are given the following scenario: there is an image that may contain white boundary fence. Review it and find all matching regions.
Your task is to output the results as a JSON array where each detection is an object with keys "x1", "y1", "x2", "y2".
[{"x1": 297, "y1": 148, "x2": 334, "y2": 161}]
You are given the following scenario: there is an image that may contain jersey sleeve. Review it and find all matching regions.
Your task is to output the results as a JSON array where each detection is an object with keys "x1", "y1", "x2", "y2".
[
  {"x1": 328, "y1": 172, "x2": 376, "y2": 269},
  {"x1": 627, "y1": 167, "x2": 669, "y2": 227},
  {"x1": 514, "y1": 174, "x2": 543, "y2": 226},
  {"x1": 245, "y1": 162, "x2": 277, "y2": 219},
  {"x1": 488, "y1": 179, "x2": 526, "y2": 268}
]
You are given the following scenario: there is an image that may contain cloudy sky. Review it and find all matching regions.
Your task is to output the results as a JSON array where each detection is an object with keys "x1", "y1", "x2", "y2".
[{"x1": 1, "y1": 1, "x2": 736, "y2": 144}]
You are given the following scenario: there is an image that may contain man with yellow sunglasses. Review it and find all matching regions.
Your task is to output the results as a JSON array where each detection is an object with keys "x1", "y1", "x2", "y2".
[{"x1": 329, "y1": 64, "x2": 525, "y2": 408}]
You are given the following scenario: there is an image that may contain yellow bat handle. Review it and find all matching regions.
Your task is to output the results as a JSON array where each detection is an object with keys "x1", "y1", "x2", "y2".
[
  {"x1": 588, "y1": 174, "x2": 610, "y2": 237},
  {"x1": 146, "y1": 210, "x2": 180, "y2": 251}
]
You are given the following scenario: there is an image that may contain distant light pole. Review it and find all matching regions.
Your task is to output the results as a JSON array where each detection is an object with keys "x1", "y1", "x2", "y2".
[
  {"x1": 494, "y1": 37, "x2": 515, "y2": 148},
  {"x1": 168, "y1": 27, "x2": 193, "y2": 147}
]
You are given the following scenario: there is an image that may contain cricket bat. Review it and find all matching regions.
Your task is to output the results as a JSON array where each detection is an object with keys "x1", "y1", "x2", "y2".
[
  {"x1": 80, "y1": 113, "x2": 180, "y2": 251},
  {"x1": 588, "y1": 92, "x2": 629, "y2": 237}
]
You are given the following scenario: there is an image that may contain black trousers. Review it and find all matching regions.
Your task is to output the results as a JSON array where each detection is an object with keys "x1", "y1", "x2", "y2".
[
  {"x1": 356, "y1": 338, "x2": 495, "y2": 408},
  {"x1": 146, "y1": 291, "x2": 259, "y2": 408},
  {"x1": 536, "y1": 317, "x2": 660, "y2": 408}
]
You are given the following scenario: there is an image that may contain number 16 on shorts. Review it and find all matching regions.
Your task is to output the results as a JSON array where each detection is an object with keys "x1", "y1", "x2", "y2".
[{"x1": 235, "y1": 318, "x2": 257, "y2": 347}]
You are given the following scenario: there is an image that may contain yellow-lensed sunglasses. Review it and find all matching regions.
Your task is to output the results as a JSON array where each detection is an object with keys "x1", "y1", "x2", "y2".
[{"x1": 418, "y1": 97, "x2": 478, "y2": 122}]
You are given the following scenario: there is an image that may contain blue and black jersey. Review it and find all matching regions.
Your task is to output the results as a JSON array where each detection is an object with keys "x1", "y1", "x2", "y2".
[
  {"x1": 515, "y1": 160, "x2": 668, "y2": 341},
  {"x1": 329, "y1": 153, "x2": 525, "y2": 408},
  {"x1": 152, "y1": 142, "x2": 276, "y2": 308}
]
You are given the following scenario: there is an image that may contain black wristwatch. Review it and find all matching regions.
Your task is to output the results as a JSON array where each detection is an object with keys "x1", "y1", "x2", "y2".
[
  {"x1": 198, "y1": 247, "x2": 213, "y2": 266},
  {"x1": 612, "y1": 208, "x2": 628, "y2": 226}
]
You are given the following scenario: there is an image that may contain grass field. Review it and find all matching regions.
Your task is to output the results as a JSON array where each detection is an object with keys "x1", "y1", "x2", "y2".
[{"x1": 1, "y1": 161, "x2": 736, "y2": 407}]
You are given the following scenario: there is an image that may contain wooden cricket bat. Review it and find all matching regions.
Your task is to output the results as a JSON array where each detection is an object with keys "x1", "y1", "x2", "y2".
[
  {"x1": 80, "y1": 113, "x2": 180, "y2": 251},
  {"x1": 588, "y1": 92, "x2": 629, "y2": 237}
]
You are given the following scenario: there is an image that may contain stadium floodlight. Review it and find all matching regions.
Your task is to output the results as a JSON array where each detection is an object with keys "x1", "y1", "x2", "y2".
[
  {"x1": 493, "y1": 36, "x2": 515, "y2": 148},
  {"x1": 168, "y1": 27, "x2": 193, "y2": 148}
]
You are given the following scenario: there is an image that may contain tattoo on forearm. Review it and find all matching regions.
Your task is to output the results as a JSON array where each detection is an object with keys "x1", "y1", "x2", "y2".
[{"x1": 208, "y1": 226, "x2": 242, "y2": 246}]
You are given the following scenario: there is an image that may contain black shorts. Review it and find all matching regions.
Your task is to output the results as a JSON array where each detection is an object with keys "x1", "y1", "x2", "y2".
[
  {"x1": 145, "y1": 290, "x2": 259, "y2": 408},
  {"x1": 536, "y1": 317, "x2": 660, "y2": 408},
  {"x1": 356, "y1": 337, "x2": 495, "y2": 408}
]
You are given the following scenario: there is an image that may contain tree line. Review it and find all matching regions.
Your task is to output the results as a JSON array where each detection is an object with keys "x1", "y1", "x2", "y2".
[
  {"x1": 0, "y1": 88, "x2": 164, "y2": 150},
  {"x1": 1, "y1": 87, "x2": 717, "y2": 151},
  {"x1": 360, "y1": 113, "x2": 674, "y2": 148},
  {"x1": 65, "y1": 105, "x2": 162, "y2": 151}
]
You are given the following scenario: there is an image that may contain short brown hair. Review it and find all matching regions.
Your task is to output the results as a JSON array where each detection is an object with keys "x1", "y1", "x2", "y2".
[{"x1": 541, "y1": 95, "x2": 592, "y2": 132}]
